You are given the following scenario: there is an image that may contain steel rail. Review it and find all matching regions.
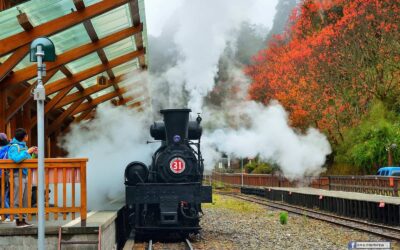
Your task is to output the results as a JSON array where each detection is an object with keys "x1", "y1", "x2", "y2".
[
  {"x1": 185, "y1": 238, "x2": 194, "y2": 250},
  {"x1": 127, "y1": 238, "x2": 193, "y2": 250},
  {"x1": 222, "y1": 192, "x2": 400, "y2": 241}
]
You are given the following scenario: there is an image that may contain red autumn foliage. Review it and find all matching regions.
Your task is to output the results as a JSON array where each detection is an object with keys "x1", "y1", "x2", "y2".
[{"x1": 246, "y1": 0, "x2": 400, "y2": 144}]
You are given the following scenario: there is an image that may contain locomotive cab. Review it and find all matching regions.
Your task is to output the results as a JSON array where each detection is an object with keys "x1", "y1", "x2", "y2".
[{"x1": 124, "y1": 109, "x2": 212, "y2": 238}]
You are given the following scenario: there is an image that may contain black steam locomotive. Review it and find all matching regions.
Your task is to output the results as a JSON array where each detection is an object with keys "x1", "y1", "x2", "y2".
[{"x1": 124, "y1": 109, "x2": 212, "y2": 238}]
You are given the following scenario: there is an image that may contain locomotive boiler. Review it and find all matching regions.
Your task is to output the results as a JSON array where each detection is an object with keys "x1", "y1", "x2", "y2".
[{"x1": 124, "y1": 109, "x2": 212, "y2": 238}]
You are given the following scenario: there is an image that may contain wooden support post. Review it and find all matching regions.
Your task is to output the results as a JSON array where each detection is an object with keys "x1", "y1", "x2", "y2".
[
  {"x1": 49, "y1": 130, "x2": 59, "y2": 157},
  {"x1": 23, "y1": 101, "x2": 32, "y2": 145},
  {"x1": 80, "y1": 161, "x2": 87, "y2": 224}
]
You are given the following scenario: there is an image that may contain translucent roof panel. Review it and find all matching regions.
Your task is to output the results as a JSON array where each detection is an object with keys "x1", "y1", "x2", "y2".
[
  {"x1": 90, "y1": 86, "x2": 115, "y2": 99},
  {"x1": 80, "y1": 74, "x2": 99, "y2": 88},
  {"x1": 47, "y1": 92, "x2": 58, "y2": 99},
  {"x1": 91, "y1": 4, "x2": 132, "y2": 39},
  {"x1": 120, "y1": 81, "x2": 144, "y2": 92},
  {"x1": 45, "y1": 70, "x2": 66, "y2": 85},
  {"x1": 63, "y1": 103, "x2": 72, "y2": 110},
  {"x1": 49, "y1": 24, "x2": 91, "y2": 54},
  {"x1": 0, "y1": 8, "x2": 24, "y2": 39},
  {"x1": 112, "y1": 59, "x2": 139, "y2": 77},
  {"x1": 0, "y1": 53, "x2": 11, "y2": 64},
  {"x1": 0, "y1": 0, "x2": 78, "y2": 39},
  {"x1": 13, "y1": 53, "x2": 31, "y2": 71},
  {"x1": 68, "y1": 87, "x2": 80, "y2": 95},
  {"x1": 83, "y1": 0, "x2": 102, "y2": 6},
  {"x1": 103, "y1": 37, "x2": 136, "y2": 61},
  {"x1": 65, "y1": 52, "x2": 101, "y2": 74},
  {"x1": 19, "y1": 0, "x2": 76, "y2": 26}
]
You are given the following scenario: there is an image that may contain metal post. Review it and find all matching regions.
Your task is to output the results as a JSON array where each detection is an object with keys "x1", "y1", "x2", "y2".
[
  {"x1": 34, "y1": 45, "x2": 46, "y2": 250},
  {"x1": 241, "y1": 158, "x2": 244, "y2": 187}
]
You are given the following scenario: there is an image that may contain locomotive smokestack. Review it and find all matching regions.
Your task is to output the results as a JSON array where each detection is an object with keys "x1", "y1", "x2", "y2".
[{"x1": 160, "y1": 108, "x2": 191, "y2": 145}]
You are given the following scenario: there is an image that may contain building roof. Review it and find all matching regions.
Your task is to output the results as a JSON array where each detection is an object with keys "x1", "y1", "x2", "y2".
[{"x1": 0, "y1": 0, "x2": 149, "y2": 132}]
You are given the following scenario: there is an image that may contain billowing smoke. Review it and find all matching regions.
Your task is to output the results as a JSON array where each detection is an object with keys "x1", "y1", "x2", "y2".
[
  {"x1": 60, "y1": 104, "x2": 155, "y2": 209},
  {"x1": 149, "y1": 0, "x2": 277, "y2": 112},
  {"x1": 203, "y1": 101, "x2": 331, "y2": 179},
  {"x1": 60, "y1": 0, "x2": 330, "y2": 211},
  {"x1": 200, "y1": 59, "x2": 331, "y2": 179},
  {"x1": 147, "y1": 0, "x2": 331, "y2": 179}
]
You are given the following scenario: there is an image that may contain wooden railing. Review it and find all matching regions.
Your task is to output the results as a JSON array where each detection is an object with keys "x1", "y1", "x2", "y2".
[
  {"x1": 212, "y1": 172, "x2": 400, "y2": 197},
  {"x1": 0, "y1": 158, "x2": 87, "y2": 222},
  {"x1": 329, "y1": 175, "x2": 400, "y2": 196},
  {"x1": 212, "y1": 172, "x2": 329, "y2": 189}
]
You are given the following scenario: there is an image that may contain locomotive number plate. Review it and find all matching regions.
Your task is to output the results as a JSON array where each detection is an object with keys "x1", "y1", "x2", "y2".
[{"x1": 170, "y1": 157, "x2": 186, "y2": 174}]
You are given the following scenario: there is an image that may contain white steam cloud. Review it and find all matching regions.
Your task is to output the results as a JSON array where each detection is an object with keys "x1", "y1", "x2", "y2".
[
  {"x1": 60, "y1": 0, "x2": 331, "y2": 210},
  {"x1": 203, "y1": 101, "x2": 332, "y2": 179},
  {"x1": 152, "y1": 0, "x2": 277, "y2": 112},
  {"x1": 61, "y1": 104, "x2": 155, "y2": 209}
]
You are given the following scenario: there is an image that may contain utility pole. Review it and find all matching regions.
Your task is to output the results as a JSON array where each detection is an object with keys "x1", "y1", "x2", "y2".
[
  {"x1": 30, "y1": 37, "x2": 56, "y2": 250},
  {"x1": 241, "y1": 158, "x2": 244, "y2": 187}
]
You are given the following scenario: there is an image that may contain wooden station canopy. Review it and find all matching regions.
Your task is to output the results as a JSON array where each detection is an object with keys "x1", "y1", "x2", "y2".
[{"x1": 0, "y1": 0, "x2": 149, "y2": 156}]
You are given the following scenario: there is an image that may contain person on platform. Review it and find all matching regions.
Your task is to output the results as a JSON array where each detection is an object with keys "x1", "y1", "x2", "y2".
[
  {"x1": 0, "y1": 133, "x2": 11, "y2": 221},
  {"x1": 8, "y1": 128, "x2": 37, "y2": 228}
]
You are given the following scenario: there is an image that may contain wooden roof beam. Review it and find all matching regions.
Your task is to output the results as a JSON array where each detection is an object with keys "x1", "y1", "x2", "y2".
[
  {"x1": 1, "y1": 24, "x2": 143, "y2": 88},
  {"x1": 0, "y1": 0, "x2": 130, "y2": 57},
  {"x1": 30, "y1": 66, "x2": 75, "y2": 127},
  {"x1": 129, "y1": 0, "x2": 146, "y2": 69},
  {"x1": 0, "y1": 45, "x2": 29, "y2": 82},
  {"x1": 73, "y1": 108, "x2": 95, "y2": 123},
  {"x1": 16, "y1": 11, "x2": 33, "y2": 31},
  {"x1": 73, "y1": 0, "x2": 86, "y2": 12},
  {"x1": 45, "y1": 50, "x2": 144, "y2": 95},
  {"x1": 60, "y1": 65, "x2": 92, "y2": 102},
  {"x1": 5, "y1": 68, "x2": 59, "y2": 122},
  {"x1": 71, "y1": 88, "x2": 128, "y2": 116},
  {"x1": 128, "y1": 0, "x2": 140, "y2": 26},
  {"x1": 47, "y1": 98, "x2": 85, "y2": 135},
  {"x1": 82, "y1": 20, "x2": 121, "y2": 101},
  {"x1": 29, "y1": 85, "x2": 75, "y2": 129},
  {"x1": 54, "y1": 74, "x2": 135, "y2": 109},
  {"x1": 129, "y1": 2, "x2": 146, "y2": 69}
]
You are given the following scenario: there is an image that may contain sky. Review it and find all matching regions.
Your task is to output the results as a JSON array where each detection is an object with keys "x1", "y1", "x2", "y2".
[{"x1": 144, "y1": 0, "x2": 280, "y2": 37}]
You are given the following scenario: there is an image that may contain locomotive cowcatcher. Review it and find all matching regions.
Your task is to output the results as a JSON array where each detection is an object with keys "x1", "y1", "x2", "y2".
[{"x1": 123, "y1": 108, "x2": 212, "y2": 238}]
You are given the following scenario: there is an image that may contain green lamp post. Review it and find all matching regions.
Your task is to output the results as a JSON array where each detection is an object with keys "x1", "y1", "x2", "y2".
[{"x1": 30, "y1": 37, "x2": 56, "y2": 250}]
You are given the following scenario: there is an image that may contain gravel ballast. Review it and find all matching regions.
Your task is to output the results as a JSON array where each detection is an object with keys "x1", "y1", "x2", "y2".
[{"x1": 189, "y1": 193, "x2": 395, "y2": 250}]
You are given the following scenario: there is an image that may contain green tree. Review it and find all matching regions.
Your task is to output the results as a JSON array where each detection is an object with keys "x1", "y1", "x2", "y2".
[{"x1": 335, "y1": 101, "x2": 400, "y2": 173}]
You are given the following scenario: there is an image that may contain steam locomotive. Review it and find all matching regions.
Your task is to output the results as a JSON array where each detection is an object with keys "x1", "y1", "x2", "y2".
[{"x1": 123, "y1": 109, "x2": 212, "y2": 238}]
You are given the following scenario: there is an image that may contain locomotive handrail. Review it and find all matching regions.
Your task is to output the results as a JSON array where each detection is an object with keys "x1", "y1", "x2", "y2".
[{"x1": 0, "y1": 158, "x2": 87, "y2": 223}]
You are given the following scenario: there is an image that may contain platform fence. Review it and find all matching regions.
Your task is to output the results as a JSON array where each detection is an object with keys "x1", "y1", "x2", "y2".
[
  {"x1": 0, "y1": 158, "x2": 87, "y2": 222},
  {"x1": 210, "y1": 172, "x2": 400, "y2": 197}
]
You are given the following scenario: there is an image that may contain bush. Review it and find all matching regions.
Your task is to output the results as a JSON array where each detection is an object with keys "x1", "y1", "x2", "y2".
[
  {"x1": 244, "y1": 158, "x2": 274, "y2": 174},
  {"x1": 252, "y1": 162, "x2": 273, "y2": 174},
  {"x1": 244, "y1": 161, "x2": 257, "y2": 173},
  {"x1": 335, "y1": 101, "x2": 400, "y2": 173},
  {"x1": 279, "y1": 212, "x2": 288, "y2": 225}
]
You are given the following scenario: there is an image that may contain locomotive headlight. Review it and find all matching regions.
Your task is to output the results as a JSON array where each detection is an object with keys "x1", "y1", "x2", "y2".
[
  {"x1": 169, "y1": 157, "x2": 186, "y2": 174},
  {"x1": 173, "y1": 135, "x2": 181, "y2": 143}
]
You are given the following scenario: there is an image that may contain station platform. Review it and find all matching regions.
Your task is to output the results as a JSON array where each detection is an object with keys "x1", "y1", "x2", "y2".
[
  {"x1": 0, "y1": 210, "x2": 121, "y2": 250},
  {"x1": 268, "y1": 187, "x2": 400, "y2": 205},
  {"x1": 241, "y1": 186, "x2": 400, "y2": 226}
]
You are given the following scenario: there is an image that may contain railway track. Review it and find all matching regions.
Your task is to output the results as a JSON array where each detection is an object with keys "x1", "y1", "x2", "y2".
[
  {"x1": 124, "y1": 238, "x2": 194, "y2": 250},
  {"x1": 221, "y1": 191, "x2": 400, "y2": 241}
]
